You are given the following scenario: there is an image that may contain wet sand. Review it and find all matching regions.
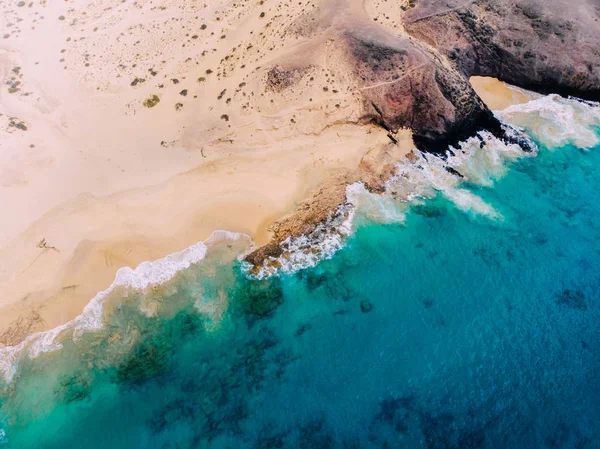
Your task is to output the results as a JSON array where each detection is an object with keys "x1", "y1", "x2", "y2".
[{"x1": 470, "y1": 76, "x2": 540, "y2": 110}]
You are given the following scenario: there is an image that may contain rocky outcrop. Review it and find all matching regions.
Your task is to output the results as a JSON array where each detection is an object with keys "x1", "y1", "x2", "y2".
[
  {"x1": 244, "y1": 0, "x2": 600, "y2": 267},
  {"x1": 343, "y1": 32, "x2": 504, "y2": 153},
  {"x1": 245, "y1": 173, "x2": 357, "y2": 268},
  {"x1": 403, "y1": 0, "x2": 600, "y2": 101}
]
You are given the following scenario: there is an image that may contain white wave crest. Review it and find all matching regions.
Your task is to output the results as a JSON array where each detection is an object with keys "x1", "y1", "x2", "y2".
[
  {"x1": 360, "y1": 130, "x2": 530, "y2": 225},
  {"x1": 0, "y1": 230, "x2": 248, "y2": 383},
  {"x1": 247, "y1": 130, "x2": 532, "y2": 279},
  {"x1": 245, "y1": 204, "x2": 356, "y2": 279},
  {"x1": 497, "y1": 94, "x2": 600, "y2": 149}
]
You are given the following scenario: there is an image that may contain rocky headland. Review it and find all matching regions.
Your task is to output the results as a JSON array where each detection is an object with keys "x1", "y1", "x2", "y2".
[{"x1": 245, "y1": 0, "x2": 600, "y2": 267}]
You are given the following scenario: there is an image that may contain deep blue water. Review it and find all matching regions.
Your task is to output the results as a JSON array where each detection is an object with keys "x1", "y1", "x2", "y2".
[{"x1": 1, "y1": 106, "x2": 600, "y2": 448}]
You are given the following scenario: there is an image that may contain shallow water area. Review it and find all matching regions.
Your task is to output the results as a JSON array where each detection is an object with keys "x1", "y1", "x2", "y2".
[{"x1": 1, "y1": 96, "x2": 600, "y2": 448}]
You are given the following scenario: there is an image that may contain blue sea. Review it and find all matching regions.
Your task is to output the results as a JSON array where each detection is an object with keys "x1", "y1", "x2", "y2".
[{"x1": 1, "y1": 94, "x2": 600, "y2": 449}]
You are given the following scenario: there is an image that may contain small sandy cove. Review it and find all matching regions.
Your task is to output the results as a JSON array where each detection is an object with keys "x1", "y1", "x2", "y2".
[{"x1": 0, "y1": 0, "x2": 533, "y2": 345}]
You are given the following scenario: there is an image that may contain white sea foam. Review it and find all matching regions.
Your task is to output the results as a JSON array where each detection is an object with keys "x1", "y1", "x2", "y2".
[
  {"x1": 239, "y1": 96, "x2": 600, "y2": 280},
  {"x1": 247, "y1": 130, "x2": 533, "y2": 278},
  {"x1": 392, "y1": 130, "x2": 532, "y2": 218},
  {"x1": 497, "y1": 94, "x2": 600, "y2": 149},
  {"x1": 346, "y1": 182, "x2": 408, "y2": 224},
  {"x1": 0, "y1": 230, "x2": 248, "y2": 383},
  {"x1": 246, "y1": 204, "x2": 356, "y2": 279}
]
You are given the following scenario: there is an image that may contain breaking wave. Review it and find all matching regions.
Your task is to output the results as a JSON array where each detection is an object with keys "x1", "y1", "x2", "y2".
[
  {"x1": 0, "y1": 231, "x2": 250, "y2": 382},
  {"x1": 243, "y1": 204, "x2": 356, "y2": 280},
  {"x1": 247, "y1": 95, "x2": 600, "y2": 279},
  {"x1": 498, "y1": 94, "x2": 600, "y2": 149},
  {"x1": 248, "y1": 128, "x2": 534, "y2": 278}
]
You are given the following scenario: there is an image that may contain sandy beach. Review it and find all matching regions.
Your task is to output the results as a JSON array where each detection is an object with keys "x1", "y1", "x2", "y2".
[
  {"x1": 0, "y1": 0, "x2": 413, "y2": 344},
  {"x1": 470, "y1": 76, "x2": 540, "y2": 111},
  {"x1": 0, "y1": 0, "x2": 535, "y2": 345}
]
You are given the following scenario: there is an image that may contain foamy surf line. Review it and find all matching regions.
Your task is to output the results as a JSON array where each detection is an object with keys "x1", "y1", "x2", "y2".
[
  {"x1": 0, "y1": 230, "x2": 251, "y2": 383},
  {"x1": 498, "y1": 94, "x2": 600, "y2": 149},
  {"x1": 247, "y1": 95, "x2": 600, "y2": 279},
  {"x1": 246, "y1": 131, "x2": 532, "y2": 279}
]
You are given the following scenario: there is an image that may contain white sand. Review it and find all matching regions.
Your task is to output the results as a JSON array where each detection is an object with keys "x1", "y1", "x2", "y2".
[{"x1": 0, "y1": 0, "x2": 416, "y2": 343}]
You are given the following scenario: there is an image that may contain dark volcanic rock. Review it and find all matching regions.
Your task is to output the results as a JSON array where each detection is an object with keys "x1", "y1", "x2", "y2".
[
  {"x1": 343, "y1": 31, "x2": 505, "y2": 153},
  {"x1": 404, "y1": 0, "x2": 600, "y2": 102},
  {"x1": 235, "y1": 277, "x2": 285, "y2": 318}
]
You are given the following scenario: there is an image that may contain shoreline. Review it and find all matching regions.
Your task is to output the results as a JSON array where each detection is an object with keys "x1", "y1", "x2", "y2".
[
  {"x1": 0, "y1": 122, "x2": 401, "y2": 345},
  {"x1": 1, "y1": 89, "x2": 596, "y2": 383},
  {"x1": 0, "y1": 230, "x2": 253, "y2": 383},
  {"x1": 0, "y1": 76, "x2": 535, "y2": 348},
  {"x1": 0, "y1": 0, "x2": 538, "y2": 347},
  {"x1": 1, "y1": 85, "x2": 584, "y2": 374},
  {"x1": 0, "y1": 0, "x2": 401, "y2": 343}
]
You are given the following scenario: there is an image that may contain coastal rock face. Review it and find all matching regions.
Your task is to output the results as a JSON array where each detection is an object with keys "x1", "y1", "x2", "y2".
[
  {"x1": 403, "y1": 0, "x2": 600, "y2": 101},
  {"x1": 249, "y1": 0, "x2": 504, "y2": 153},
  {"x1": 250, "y1": 0, "x2": 600, "y2": 152},
  {"x1": 244, "y1": 173, "x2": 358, "y2": 268},
  {"x1": 245, "y1": 0, "x2": 600, "y2": 266},
  {"x1": 343, "y1": 32, "x2": 500, "y2": 152}
]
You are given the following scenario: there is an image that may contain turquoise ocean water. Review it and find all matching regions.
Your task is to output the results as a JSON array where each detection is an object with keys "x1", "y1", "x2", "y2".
[{"x1": 1, "y1": 95, "x2": 600, "y2": 448}]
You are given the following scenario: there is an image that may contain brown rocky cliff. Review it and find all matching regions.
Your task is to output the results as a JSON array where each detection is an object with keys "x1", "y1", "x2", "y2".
[
  {"x1": 343, "y1": 32, "x2": 503, "y2": 152},
  {"x1": 255, "y1": 0, "x2": 533, "y2": 154},
  {"x1": 404, "y1": 0, "x2": 600, "y2": 101}
]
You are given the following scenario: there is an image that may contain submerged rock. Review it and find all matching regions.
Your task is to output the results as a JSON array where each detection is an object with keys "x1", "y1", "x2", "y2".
[
  {"x1": 360, "y1": 300, "x2": 374, "y2": 313},
  {"x1": 235, "y1": 277, "x2": 285, "y2": 318},
  {"x1": 53, "y1": 372, "x2": 91, "y2": 404},
  {"x1": 414, "y1": 204, "x2": 446, "y2": 218},
  {"x1": 295, "y1": 323, "x2": 312, "y2": 337},
  {"x1": 116, "y1": 342, "x2": 172, "y2": 384},
  {"x1": 556, "y1": 289, "x2": 587, "y2": 311}
]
